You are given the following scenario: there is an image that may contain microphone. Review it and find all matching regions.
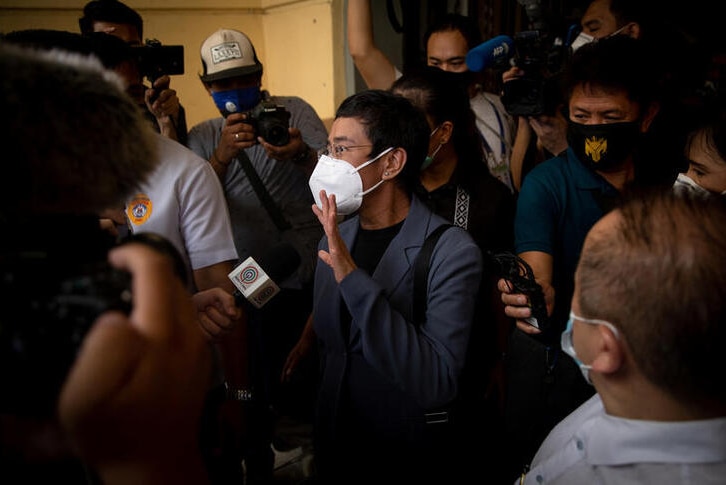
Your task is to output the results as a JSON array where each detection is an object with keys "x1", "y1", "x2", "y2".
[
  {"x1": 465, "y1": 35, "x2": 514, "y2": 72},
  {"x1": 228, "y1": 242, "x2": 301, "y2": 309}
]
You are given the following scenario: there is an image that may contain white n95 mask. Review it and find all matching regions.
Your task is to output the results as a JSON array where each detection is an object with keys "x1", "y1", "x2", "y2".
[
  {"x1": 308, "y1": 147, "x2": 393, "y2": 215},
  {"x1": 673, "y1": 172, "x2": 726, "y2": 196},
  {"x1": 570, "y1": 31, "x2": 595, "y2": 52}
]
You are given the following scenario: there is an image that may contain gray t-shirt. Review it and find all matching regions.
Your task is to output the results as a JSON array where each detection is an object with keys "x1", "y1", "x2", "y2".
[{"x1": 187, "y1": 93, "x2": 328, "y2": 288}]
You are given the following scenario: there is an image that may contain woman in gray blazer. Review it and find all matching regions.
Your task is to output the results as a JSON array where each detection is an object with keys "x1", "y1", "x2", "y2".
[{"x1": 306, "y1": 89, "x2": 483, "y2": 483}]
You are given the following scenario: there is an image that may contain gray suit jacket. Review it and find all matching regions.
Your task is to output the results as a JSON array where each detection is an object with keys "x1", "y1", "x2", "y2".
[{"x1": 312, "y1": 194, "x2": 482, "y2": 451}]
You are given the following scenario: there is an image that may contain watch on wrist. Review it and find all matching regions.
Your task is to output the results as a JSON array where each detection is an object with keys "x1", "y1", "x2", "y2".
[
  {"x1": 291, "y1": 144, "x2": 311, "y2": 164},
  {"x1": 224, "y1": 382, "x2": 254, "y2": 402}
]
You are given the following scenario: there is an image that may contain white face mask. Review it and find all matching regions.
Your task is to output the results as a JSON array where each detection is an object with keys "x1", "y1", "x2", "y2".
[
  {"x1": 571, "y1": 23, "x2": 631, "y2": 52},
  {"x1": 308, "y1": 147, "x2": 393, "y2": 215},
  {"x1": 570, "y1": 31, "x2": 595, "y2": 52},
  {"x1": 673, "y1": 172, "x2": 726, "y2": 196},
  {"x1": 561, "y1": 311, "x2": 619, "y2": 385}
]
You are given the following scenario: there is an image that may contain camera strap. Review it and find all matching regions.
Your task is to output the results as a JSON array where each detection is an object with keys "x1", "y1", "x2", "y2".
[{"x1": 235, "y1": 150, "x2": 291, "y2": 232}]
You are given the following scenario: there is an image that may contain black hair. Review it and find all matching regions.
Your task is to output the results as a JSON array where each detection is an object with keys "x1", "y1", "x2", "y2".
[
  {"x1": 563, "y1": 35, "x2": 660, "y2": 115},
  {"x1": 423, "y1": 13, "x2": 481, "y2": 51},
  {"x1": 335, "y1": 89, "x2": 430, "y2": 192},
  {"x1": 79, "y1": 0, "x2": 143, "y2": 40},
  {"x1": 390, "y1": 66, "x2": 487, "y2": 186}
]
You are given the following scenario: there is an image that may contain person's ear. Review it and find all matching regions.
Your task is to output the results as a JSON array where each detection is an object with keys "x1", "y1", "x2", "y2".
[
  {"x1": 590, "y1": 324, "x2": 624, "y2": 375},
  {"x1": 382, "y1": 147, "x2": 406, "y2": 179},
  {"x1": 438, "y1": 121, "x2": 454, "y2": 145},
  {"x1": 625, "y1": 22, "x2": 641, "y2": 40}
]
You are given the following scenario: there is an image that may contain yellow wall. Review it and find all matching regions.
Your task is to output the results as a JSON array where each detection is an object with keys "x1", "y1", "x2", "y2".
[{"x1": 0, "y1": 0, "x2": 347, "y2": 129}]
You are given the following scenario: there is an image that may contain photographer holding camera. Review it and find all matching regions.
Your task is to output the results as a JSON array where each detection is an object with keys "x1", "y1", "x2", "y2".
[
  {"x1": 187, "y1": 28, "x2": 327, "y2": 484},
  {"x1": 79, "y1": 0, "x2": 188, "y2": 144}
]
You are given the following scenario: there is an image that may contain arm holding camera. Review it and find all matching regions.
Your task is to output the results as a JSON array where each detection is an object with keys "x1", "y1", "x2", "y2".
[
  {"x1": 258, "y1": 126, "x2": 315, "y2": 171},
  {"x1": 208, "y1": 112, "x2": 257, "y2": 177},
  {"x1": 145, "y1": 74, "x2": 183, "y2": 142},
  {"x1": 59, "y1": 242, "x2": 212, "y2": 485},
  {"x1": 209, "y1": 111, "x2": 314, "y2": 178},
  {"x1": 504, "y1": 65, "x2": 568, "y2": 191}
]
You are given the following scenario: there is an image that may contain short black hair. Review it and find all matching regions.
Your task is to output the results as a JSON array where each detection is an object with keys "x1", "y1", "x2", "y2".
[
  {"x1": 423, "y1": 13, "x2": 482, "y2": 51},
  {"x1": 79, "y1": 0, "x2": 143, "y2": 39},
  {"x1": 563, "y1": 35, "x2": 660, "y2": 115},
  {"x1": 391, "y1": 66, "x2": 486, "y2": 186},
  {"x1": 335, "y1": 90, "x2": 430, "y2": 192}
]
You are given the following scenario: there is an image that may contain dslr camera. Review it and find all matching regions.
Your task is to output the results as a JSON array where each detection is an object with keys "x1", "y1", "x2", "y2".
[
  {"x1": 132, "y1": 38, "x2": 185, "y2": 85},
  {"x1": 245, "y1": 102, "x2": 292, "y2": 147}
]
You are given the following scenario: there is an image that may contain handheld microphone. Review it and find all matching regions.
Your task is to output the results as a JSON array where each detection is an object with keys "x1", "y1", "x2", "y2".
[
  {"x1": 228, "y1": 242, "x2": 301, "y2": 309},
  {"x1": 466, "y1": 35, "x2": 514, "y2": 72}
]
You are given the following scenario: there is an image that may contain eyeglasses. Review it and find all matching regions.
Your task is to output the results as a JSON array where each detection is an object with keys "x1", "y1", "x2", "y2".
[{"x1": 318, "y1": 143, "x2": 373, "y2": 158}]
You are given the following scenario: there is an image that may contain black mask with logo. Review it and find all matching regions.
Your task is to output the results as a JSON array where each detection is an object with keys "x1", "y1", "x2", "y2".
[{"x1": 567, "y1": 120, "x2": 642, "y2": 172}]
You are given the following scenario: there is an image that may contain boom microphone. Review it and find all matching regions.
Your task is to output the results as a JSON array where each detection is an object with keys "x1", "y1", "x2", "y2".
[
  {"x1": 228, "y1": 242, "x2": 301, "y2": 309},
  {"x1": 466, "y1": 35, "x2": 514, "y2": 72}
]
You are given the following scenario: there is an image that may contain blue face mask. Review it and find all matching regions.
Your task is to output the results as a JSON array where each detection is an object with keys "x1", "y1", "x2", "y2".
[
  {"x1": 421, "y1": 125, "x2": 443, "y2": 171},
  {"x1": 211, "y1": 86, "x2": 261, "y2": 117},
  {"x1": 561, "y1": 311, "x2": 619, "y2": 385}
]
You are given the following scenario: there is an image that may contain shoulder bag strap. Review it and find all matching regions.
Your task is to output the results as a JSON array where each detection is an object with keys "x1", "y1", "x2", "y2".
[
  {"x1": 412, "y1": 224, "x2": 454, "y2": 327},
  {"x1": 235, "y1": 150, "x2": 291, "y2": 231}
]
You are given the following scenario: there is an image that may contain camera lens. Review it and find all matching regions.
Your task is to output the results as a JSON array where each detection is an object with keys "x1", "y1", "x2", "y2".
[{"x1": 264, "y1": 124, "x2": 290, "y2": 147}]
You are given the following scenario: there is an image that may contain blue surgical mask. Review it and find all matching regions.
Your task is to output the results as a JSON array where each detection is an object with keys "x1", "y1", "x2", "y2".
[
  {"x1": 421, "y1": 125, "x2": 443, "y2": 171},
  {"x1": 561, "y1": 311, "x2": 619, "y2": 385},
  {"x1": 211, "y1": 86, "x2": 261, "y2": 117}
]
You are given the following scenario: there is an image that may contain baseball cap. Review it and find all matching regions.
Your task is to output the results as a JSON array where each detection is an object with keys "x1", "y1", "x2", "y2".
[{"x1": 199, "y1": 29, "x2": 263, "y2": 82}]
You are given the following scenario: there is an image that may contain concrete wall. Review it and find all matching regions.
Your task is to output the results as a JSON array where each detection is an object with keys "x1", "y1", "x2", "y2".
[{"x1": 0, "y1": 0, "x2": 347, "y2": 129}]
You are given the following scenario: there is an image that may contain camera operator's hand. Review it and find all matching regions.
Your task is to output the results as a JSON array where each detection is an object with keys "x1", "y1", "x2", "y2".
[
  {"x1": 502, "y1": 65, "x2": 525, "y2": 83},
  {"x1": 528, "y1": 112, "x2": 568, "y2": 156},
  {"x1": 145, "y1": 75, "x2": 182, "y2": 141},
  {"x1": 259, "y1": 126, "x2": 308, "y2": 164},
  {"x1": 194, "y1": 287, "x2": 243, "y2": 341},
  {"x1": 58, "y1": 242, "x2": 212, "y2": 484}
]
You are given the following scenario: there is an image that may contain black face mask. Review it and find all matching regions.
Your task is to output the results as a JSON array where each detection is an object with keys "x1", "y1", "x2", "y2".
[{"x1": 567, "y1": 120, "x2": 642, "y2": 172}]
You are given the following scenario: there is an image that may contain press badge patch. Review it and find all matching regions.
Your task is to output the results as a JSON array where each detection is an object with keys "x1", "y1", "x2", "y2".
[{"x1": 127, "y1": 193, "x2": 152, "y2": 225}]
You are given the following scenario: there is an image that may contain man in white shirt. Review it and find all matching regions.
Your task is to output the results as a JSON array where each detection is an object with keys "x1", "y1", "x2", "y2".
[{"x1": 519, "y1": 190, "x2": 726, "y2": 484}]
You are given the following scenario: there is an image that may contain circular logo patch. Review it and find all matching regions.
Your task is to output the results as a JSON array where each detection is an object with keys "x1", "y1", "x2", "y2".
[
  {"x1": 238, "y1": 265, "x2": 259, "y2": 285},
  {"x1": 127, "y1": 194, "x2": 152, "y2": 226}
]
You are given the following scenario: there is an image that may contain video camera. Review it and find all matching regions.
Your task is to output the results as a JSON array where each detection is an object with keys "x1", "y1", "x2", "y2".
[
  {"x1": 245, "y1": 101, "x2": 292, "y2": 147},
  {"x1": 501, "y1": 29, "x2": 569, "y2": 117},
  {"x1": 0, "y1": 227, "x2": 188, "y2": 416},
  {"x1": 0, "y1": 244, "x2": 131, "y2": 415},
  {"x1": 502, "y1": 0, "x2": 575, "y2": 117},
  {"x1": 132, "y1": 38, "x2": 184, "y2": 85}
]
